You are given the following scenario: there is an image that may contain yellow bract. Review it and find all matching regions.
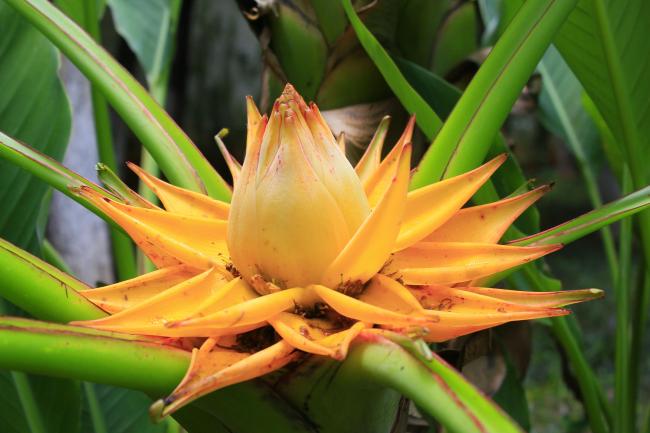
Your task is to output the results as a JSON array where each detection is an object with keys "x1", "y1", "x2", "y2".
[{"x1": 72, "y1": 84, "x2": 602, "y2": 419}]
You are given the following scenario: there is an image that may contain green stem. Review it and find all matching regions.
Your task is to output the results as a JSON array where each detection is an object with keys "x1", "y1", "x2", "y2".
[
  {"x1": 0, "y1": 318, "x2": 187, "y2": 395},
  {"x1": 0, "y1": 237, "x2": 104, "y2": 322},
  {"x1": 411, "y1": 0, "x2": 579, "y2": 187},
  {"x1": 42, "y1": 239, "x2": 73, "y2": 273},
  {"x1": 615, "y1": 169, "x2": 633, "y2": 433},
  {"x1": 82, "y1": 0, "x2": 136, "y2": 281},
  {"x1": 83, "y1": 382, "x2": 108, "y2": 433},
  {"x1": 631, "y1": 270, "x2": 650, "y2": 422},
  {"x1": 0, "y1": 318, "x2": 319, "y2": 433},
  {"x1": 347, "y1": 337, "x2": 523, "y2": 433},
  {"x1": 11, "y1": 372, "x2": 47, "y2": 433}
]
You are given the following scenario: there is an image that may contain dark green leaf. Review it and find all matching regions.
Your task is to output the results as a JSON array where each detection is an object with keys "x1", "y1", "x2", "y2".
[
  {"x1": 0, "y1": 1, "x2": 71, "y2": 254},
  {"x1": 107, "y1": 0, "x2": 180, "y2": 90}
]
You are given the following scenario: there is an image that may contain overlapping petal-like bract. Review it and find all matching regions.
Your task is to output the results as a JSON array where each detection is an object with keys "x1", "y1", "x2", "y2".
[{"x1": 73, "y1": 84, "x2": 602, "y2": 418}]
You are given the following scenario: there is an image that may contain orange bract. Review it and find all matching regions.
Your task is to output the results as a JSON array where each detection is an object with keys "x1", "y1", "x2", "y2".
[{"x1": 72, "y1": 84, "x2": 602, "y2": 419}]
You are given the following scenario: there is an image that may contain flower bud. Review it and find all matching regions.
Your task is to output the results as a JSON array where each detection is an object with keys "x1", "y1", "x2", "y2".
[{"x1": 227, "y1": 85, "x2": 370, "y2": 290}]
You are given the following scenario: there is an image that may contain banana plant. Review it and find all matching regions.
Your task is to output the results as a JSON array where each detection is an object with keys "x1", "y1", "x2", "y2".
[{"x1": 0, "y1": 1, "x2": 648, "y2": 433}]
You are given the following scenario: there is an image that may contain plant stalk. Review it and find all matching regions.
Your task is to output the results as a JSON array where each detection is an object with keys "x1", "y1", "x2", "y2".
[
  {"x1": 82, "y1": 0, "x2": 136, "y2": 282},
  {"x1": 615, "y1": 169, "x2": 633, "y2": 433}
]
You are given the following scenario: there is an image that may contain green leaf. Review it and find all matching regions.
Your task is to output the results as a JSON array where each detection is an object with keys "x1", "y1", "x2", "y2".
[
  {"x1": 0, "y1": 1, "x2": 71, "y2": 254},
  {"x1": 537, "y1": 45, "x2": 618, "y2": 279},
  {"x1": 339, "y1": 0, "x2": 443, "y2": 140},
  {"x1": 393, "y1": 56, "x2": 540, "y2": 233},
  {"x1": 554, "y1": 0, "x2": 650, "y2": 187},
  {"x1": 270, "y1": 2, "x2": 328, "y2": 101},
  {"x1": 411, "y1": 0, "x2": 579, "y2": 187},
  {"x1": 54, "y1": 0, "x2": 106, "y2": 25},
  {"x1": 478, "y1": 0, "x2": 522, "y2": 46},
  {"x1": 106, "y1": 0, "x2": 180, "y2": 93},
  {"x1": 310, "y1": 0, "x2": 347, "y2": 45},
  {"x1": 0, "y1": 371, "x2": 82, "y2": 433},
  {"x1": 511, "y1": 184, "x2": 650, "y2": 247},
  {"x1": 4, "y1": 0, "x2": 231, "y2": 200},
  {"x1": 431, "y1": 1, "x2": 480, "y2": 77},
  {"x1": 80, "y1": 384, "x2": 168, "y2": 433},
  {"x1": 492, "y1": 339, "x2": 531, "y2": 431},
  {"x1": 0, "y1": 131, "x2": 122, "y2": 231},
  {"x1": 554, "y1": 0, "x2": 650, "y2": 302},
  {"x1": 396, "y1": 0, "x2": 450, "y2": 67}
]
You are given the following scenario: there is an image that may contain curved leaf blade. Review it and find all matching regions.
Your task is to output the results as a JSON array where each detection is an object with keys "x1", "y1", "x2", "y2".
[
  {"x1": 411, "y1": 0, "x2": 578, "y2": 187},
  {"x1": 511, "y1": 184, "x2": 650, "y2": 247},
  {"x1": 339, "y1": 0, "x2": 443, "y2": 140}
]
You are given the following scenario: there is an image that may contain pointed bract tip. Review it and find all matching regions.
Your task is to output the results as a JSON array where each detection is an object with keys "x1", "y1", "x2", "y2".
[
  {"x1": 589, "y1": 288, "x2": 605, "y2": 297},
  {"x1": 282, "y1": 83, "x2": 296, "y2": 94},
  {"x1": 493, "y1": 153, "x2": 509, "y2": 164},
  {"x1": 246, "y1": 96, "x2": 261, "y2": 121},
  {"x1": 538, "y1": 183, "x2": 553, "y2": 193},
  {"x1": 148, "y1": 399, "x2": 166, "y2": 423}
]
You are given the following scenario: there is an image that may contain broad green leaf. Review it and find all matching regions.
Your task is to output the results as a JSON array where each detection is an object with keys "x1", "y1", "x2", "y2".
[
  {"x1": 582, "y1": 93, "x2": 623, "y2": 180},
  {"x1": 309, "y1": 0, "x2": 347, "y2": 46},
  {"x1": 554, "y1": 0, "x2": 650, "y2": 187},
  {"x1": 411, "y1": 0, "x2": 579, "y2": 187},
  {"x1": 478, "y1": 0, "x2": 521, "y2": 46},
  {"x1": 0, "y1": 302, "x2": 82, "y2": 433},
  {"x1": 431, "y1": 1, "x2": 480, "y2": 77},
  {"x1": 4, "y1": 0, "x2": 231, "y2": 200},
  {"x1": 0, "y1": 371, "x2": 81, "y2": 433},
  {"x1": 54, "y1": 0, "x2": 106, "y2": 25},
  {"x1": 537, "y1": 45, "x2": 618, "y2": 279},
  {"x1": 396, "y1": 0, "x2": 450, "y2": 67},
  {"x1": 80, "y1": 384, "x2": 168, "y2": 433},
  {"x1": 0, "y1": 2, "x2": 71, "y2": 254},
  {"x1": 555, "y1": 0, "x2": 650, "y2": 292},
  {"x1": 270, "y1": 2, "x2": 327, "y2": 101},
  {"x1": 492, "y1": 340, "x2": 530, "y2": 431},
  {"x1": 107, "y1": 0, "x2": 180, "y2": 93},
  {"x1": 339, "y1": 0, "x2": 443, "y2": 140},
  {"x1": 538, "y1": 46, "x2": 602, "y2": 196}
]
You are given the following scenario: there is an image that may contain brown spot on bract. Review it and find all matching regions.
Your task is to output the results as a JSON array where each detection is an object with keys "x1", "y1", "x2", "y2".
[{"x1": 437, "y1": 298, "x2": 454, "y2": 311}]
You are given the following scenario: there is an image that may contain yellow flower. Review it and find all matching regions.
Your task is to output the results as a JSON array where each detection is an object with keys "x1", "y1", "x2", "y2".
[{"x1": 72, "y1": 84, "x2": 601, "y2": 418}]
